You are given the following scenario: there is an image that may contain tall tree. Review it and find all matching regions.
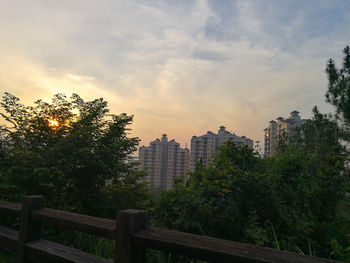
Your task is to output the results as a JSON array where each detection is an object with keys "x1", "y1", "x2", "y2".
[
  {"x1": 326, "y1": 46, "x2": 350, "y2": 139},
  {"x1": 0, "y1": 92, "x2": 147, "y2": 216}
]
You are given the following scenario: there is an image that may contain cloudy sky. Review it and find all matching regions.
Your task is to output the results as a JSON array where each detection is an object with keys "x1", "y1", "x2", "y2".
[{"x1": 1, "y1": 0, "x2": 349, "y2": 148}]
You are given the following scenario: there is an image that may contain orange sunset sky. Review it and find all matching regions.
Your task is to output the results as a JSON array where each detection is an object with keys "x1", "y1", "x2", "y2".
[{"x1": 1, "y1": 1, "x2": 349, "y2": 148}]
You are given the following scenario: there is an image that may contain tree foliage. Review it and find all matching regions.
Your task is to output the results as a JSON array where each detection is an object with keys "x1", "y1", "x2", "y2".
[
  {"x1": 153, "y1": 115, "x2": 349, "y2": 259},
  {"x1": 153, "y1": 143, "x2": 272, "y2": 246},
  {"x1": 326, "y1": 46, "x2": 350, "y2": 139},
  {"x1": 0, "y1": 92, "x2": 148, "y2": 216}
]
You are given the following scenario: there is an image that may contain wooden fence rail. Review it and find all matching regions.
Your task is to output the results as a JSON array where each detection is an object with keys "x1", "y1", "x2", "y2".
[{"x1": 0, "y1": 196, "x2": 345, "y2": 263}]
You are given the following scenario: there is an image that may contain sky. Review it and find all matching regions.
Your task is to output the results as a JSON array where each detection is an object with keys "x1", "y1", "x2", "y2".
[{"x1": 1, "y1": 0, "x2": 350, "y2": 149}]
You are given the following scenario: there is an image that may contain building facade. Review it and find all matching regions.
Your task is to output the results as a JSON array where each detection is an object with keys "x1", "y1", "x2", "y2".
[
  {"x1": 190, "y1": 126, "x2": 253, "y2": 170},
  {"x1": 264, "y1": 110, "x2": 308, "y2": 157},
  {"x1": 139, "y1": 134, "x2": 189, "y2": 191}
]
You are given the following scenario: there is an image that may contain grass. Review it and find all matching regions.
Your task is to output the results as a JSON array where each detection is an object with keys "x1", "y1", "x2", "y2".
[
  {"x1": 0, "y1": 251, "x2": 15, "y2": 263},
  {"x1": 41, "y1": 227, "x2": 115, "y2": 259}
]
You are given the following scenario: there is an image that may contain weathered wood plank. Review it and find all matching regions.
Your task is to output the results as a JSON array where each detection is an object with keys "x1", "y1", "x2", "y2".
[
  {"x1": 0, "y1": 226, "x2": 18, "y2": 253},
  {"x1": 17, "y1": 195, "x2": 44, "y2": 263},
  {"x1": 25, "y1": 239, "x2": 113, "y2": 263},
  {"x1": 32, "y1": 208, "x2": 116, "y2": 239},
  {"x1": 133, "y1": 227, "x2": 343, "y2": 263},
  {"x1": 0, "y1": 201, "x2": 22, "y2": 215},
  {"x1": 115, "y1": 210, "x2": 148, "y2": 263}
]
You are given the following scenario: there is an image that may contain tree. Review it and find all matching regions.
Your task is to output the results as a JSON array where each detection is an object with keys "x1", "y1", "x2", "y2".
[
  {"x1": 153, "y1": 142, "x2": 273, "y2": 246},
  {"x1": 272, "y1": 108, "x2": 348, "y2": 250},
  {"x1": 326, "y1": 46, "x2": 350, "y2": 139},
  {"x1": 0, "y1": 92, "x2": 148, "y2": 216},
  {"x1": 153, "y1": 126, "x2": 349, "y2": 259},
  {"x1": 324, "y1": 45, "x2": 350, "y2": 260}
]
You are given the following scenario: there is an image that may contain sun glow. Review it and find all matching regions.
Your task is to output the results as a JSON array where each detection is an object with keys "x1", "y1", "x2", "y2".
[{"x1": 48, "y1": 119, "x2": 59, "y2": 127}]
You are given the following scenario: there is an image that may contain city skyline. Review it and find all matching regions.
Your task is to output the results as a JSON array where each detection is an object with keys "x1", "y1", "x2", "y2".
[
  {"x1": 139, "y1": 127, "x2": 252, "y2": 190},
  {"x1": 1, "y1": 1, "x2": 349, "y2": 147}
]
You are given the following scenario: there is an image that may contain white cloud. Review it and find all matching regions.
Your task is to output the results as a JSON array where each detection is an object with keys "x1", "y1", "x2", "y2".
[{"x1": 0, "y1": 0, "x2": 349, "y2": 147}]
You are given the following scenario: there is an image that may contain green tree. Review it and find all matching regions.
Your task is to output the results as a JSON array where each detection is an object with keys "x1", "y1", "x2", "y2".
[
  {"x1": 271, "y1": 109, "x2": 348, "y2": 252},
  {"x1": 0, "y1": 92, "x2": 148, "y2": 216},
  {"x1": 326, "y1": 46, "x2": 350, "y2": 139},
  {"x1": 324, "y1": 45, "x2": 350, "y2": 261},
  {"x1": 153, "y1": 122, "x2": 348, "y2": 259},
  {"x1": 153, "y1": 143, "x2": 274, "y2": 246}
]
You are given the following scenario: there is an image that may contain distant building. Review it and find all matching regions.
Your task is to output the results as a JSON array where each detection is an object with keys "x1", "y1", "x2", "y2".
[
  {"x1": 139, "y1": 134, "x2": 189, "y2": 191},
  {"x1": 190, "y1": 126, "x2": 253, "y2": 170},
  {"x1": 264, "y1": 110, "x2": 308, "y2": 157}
]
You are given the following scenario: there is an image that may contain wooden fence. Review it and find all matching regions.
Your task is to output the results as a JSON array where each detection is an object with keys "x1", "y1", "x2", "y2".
[{"x1": 0, "y1": 196, "x2": 344, "y2": 263}]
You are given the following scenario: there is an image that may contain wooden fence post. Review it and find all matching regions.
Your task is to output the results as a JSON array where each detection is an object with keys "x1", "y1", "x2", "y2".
[
  {"x1": 115, "y1": 209, "x2": 148, "y2": 263},
  {"x1": 17, "y1": 195, "x2": 45, "y2": 263}
]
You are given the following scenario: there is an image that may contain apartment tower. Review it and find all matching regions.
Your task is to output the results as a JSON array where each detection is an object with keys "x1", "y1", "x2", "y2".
[
  {"x1": 139, "y1": 134, "x2": 189, "y2": 191},
  {"x1": 190, "y1": 126, "x2": 253, "y2": 170},
  {"x1": 264, "y1": 110, "x2": 308, "y2": 157}
]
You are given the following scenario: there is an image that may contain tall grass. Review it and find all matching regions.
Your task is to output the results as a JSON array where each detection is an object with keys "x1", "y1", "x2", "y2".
[{"x1": 41, "y1": 227, "x2": 115, "y2": 259}]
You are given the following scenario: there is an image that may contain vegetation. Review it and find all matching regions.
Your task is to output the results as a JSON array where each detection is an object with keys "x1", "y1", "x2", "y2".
[
  {"x1": 0, "y1": 251, "x2": 14, "y2": 263},
  {"x1": 153, "y1": 136, "x2": 348, "y2": 258},
  {"x1": 0, "y1": 93, "x2": 148, "y2": 217},
  {"x1": 326, "y1": 46, "x2": 350, "y2": 140}
]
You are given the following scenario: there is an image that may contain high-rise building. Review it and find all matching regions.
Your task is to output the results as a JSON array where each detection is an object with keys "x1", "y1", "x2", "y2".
[
  {"x1": 264, "y1": 110, "x2": 308, "y2": 157},
  {"x1": 190, "y1": 126, "x2": 253, "y2": 170},
  {"x1": 139, "y1": 134, "x2": 189, "y2": 191}
]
